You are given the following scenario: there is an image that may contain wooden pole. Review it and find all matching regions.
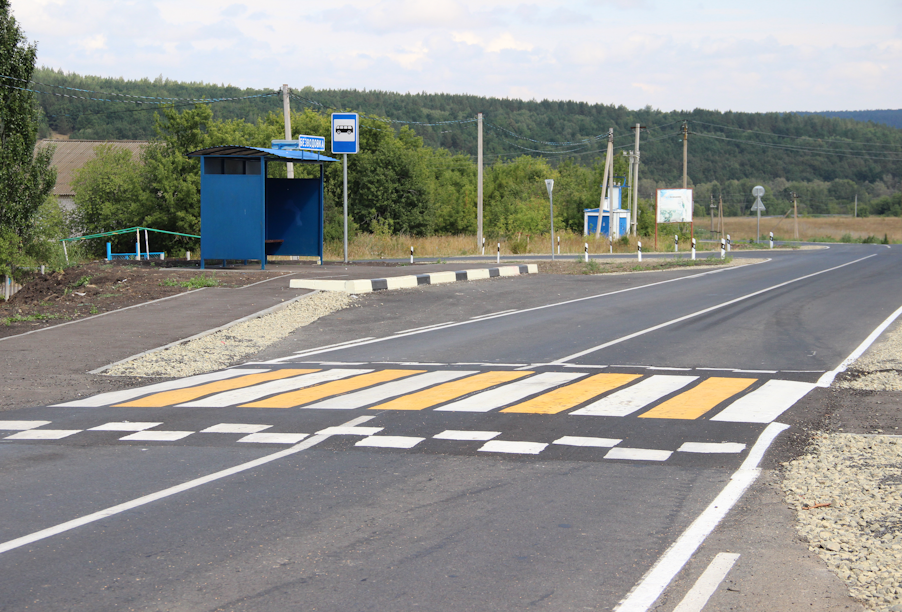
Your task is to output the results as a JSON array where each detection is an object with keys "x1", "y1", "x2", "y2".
[
  {"x1": 793, "y1": 192, "x2": 799, "y2": 240},
  {"x1": 282, "y1": 84, "x2": 293, "y2": 179},
  {"x1": 682, "y1": 121, "x2": 688, "y2": 189}
]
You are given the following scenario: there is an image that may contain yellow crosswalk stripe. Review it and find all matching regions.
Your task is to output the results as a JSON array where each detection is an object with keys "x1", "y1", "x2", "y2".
[
  {"x1": 114, "y1": 369, "x2": 319, "y2": 408},
  {"x1": 241, "y1": 369, "x2": 425, "y2": 408},
  {"x1": 369, "y1": 371, "x2": 532, "y2": 411},
  {"x1": 502, "y1": 373, "x2": 641, "y2": 414},
  {"x1": 638, "y1": 377, "x2": 756, "y2": 420}
]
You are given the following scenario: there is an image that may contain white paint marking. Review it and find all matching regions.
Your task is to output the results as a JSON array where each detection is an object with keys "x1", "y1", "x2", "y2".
[
  {"x1": 306, "y1": 370, "x2": 476, "y2": 410},
  {"x1": 316, "y1": 426, "x2": 383, "y2": 436},
  {"x1": 434, "y1": 430, "x2": 501, "y2": 441},
  {"x1": 563, "y1": 364, "x2": 609, "y2": 369},
  {"x1": 677, "y1": 442, "x2": 746, "y2": 454},
  {"x1": 393, "y1": 321, "x2": 455, "y2": 334},
  {"x1": 711, "y1": 380, "x2": 815, "y2": 423},
  {"x1": 647, "y1": 366, "x2": 693, "y2": 371},
  {"x1": 613, "y1": 422, "x2": 788, "y2": 612},
  {"x1": 119, "y1": 430, "x2": 193, "y2": 442},
  {"x1": 437, "y1": 372, "x2": 584, "y2": 412},
  {"x1": 339, "y1": 415, "x2": 376, "y2": 428},
  {"x1": 570, "y1": 375, "x2": 697, "y2": 417},
  {"x1": 200, "y1": 424, "x2": 272, "y2": 434},
  {"x1": 605, "y1": 448, "x2": 672, "y2": 461},
  {"x1": 237, "y1": 433, "x2": 308, "y2": 444},
  {"x1": 291, "y1": 337, "x2": 376, "y2": 355},
  {"x1": 89, "y1": 422, "x2": 162, "y2": 432},
  {"x1": 52, "y1": 368, "x2": 269, "y2": 407},
  {"x1": 177, "y1": 369, "x2": 372, "y2": 407},
  {"x1": 478, "y1": 440, "x2": 548, "y2": 455},
  {"x1": 553, "y1": 436, "x2": 622, "y2": 448},
  {"x1": 817, "y1": 301, "x2": 902, "y2": 387},
  {"x1": 672, "y1": 553, "x2": 741, "y2": 612},
  {"x1": 4, "y1": 429, "x2": 81, "y2": 440},
  {"x1": 0, "y1": 415, "x2": 368, "y2": 556},
  {"x1": 553, "y1": 254, "x2": 876, "y2": 364},
  {"x1": 731, "y1": 369, "x2": 777, "y2": 374},
  {"x1": 356, "y1": 436, "x2": 424, "y2": 449},
  {"x1": 469, "y1": 309, "x2": 516, "y2": 319},
  {"x1": 0, "y1": 421, "x2": 51, "y2": 430}
]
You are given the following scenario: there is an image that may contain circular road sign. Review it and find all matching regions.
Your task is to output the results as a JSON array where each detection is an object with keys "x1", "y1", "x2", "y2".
[{"x1": 752, "y1": 185, "x2": 765, "y2": 197}]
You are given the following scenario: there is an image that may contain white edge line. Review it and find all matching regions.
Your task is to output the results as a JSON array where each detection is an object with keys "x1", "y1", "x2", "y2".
[
  {"x1": 0, "y1": 288, "x2": 206, "y2": 343},
  {"x1": 265, "y1": 261, "x2": 770, "y2": 362},
  {"x1": 238, "y1": 272, "x2": 298, "y2": 288},
  {"x1": 469, "y1": 309, "x2": 516, "y2": 319},
  {"x1": 394, "y1": 321, "x2": 455, "y2": 334},
  {"x1": 613, "y1": 422, "x2": 789, "y2": 612},
  {"x1": 0, "y1": 414, "x2": 367, "y2": 556},
  {"x1": 90, "y1": 290, "x2": 322, "y2": 374},
  {"x1": 816, "y1": 301, "x2": 902, "y2": 387},
  {"x1": 672, "y1": 553, "x2": 741, "y2": 612}
]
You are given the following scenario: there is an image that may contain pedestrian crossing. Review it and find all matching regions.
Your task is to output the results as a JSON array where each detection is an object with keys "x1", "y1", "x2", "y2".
[{"x1": 52, "y1": 365, "x2": 817, "y2": 424}]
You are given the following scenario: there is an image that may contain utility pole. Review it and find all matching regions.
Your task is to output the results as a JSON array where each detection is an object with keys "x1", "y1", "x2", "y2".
[
  {"x1": 792, "y1": 192, "x2": 799, "y2": 239},
  {"x1": 477, "y1": 112, "x2": 483, "y2": 253},
  {"x1": 719, "y1": 195, "x2": 724, "y2": 236},
  {"x1": 854, "y1": 193, "x2": 858, "y2": 218},
  {"x1": 681, "y1": 121, "x2": 689, "y2": 189},
  {"x1": 282, "y1": 84, "x2": 294, "y2": 179},
  {"x1": 631, "y1": 123, "x2": 643, "y2": 236},
  {"x1": 596, "y1": 128, "x2": 614, "y2": 239},
  {"x1": 710, "y1": 194, "x2": 715, "y2": 232}
]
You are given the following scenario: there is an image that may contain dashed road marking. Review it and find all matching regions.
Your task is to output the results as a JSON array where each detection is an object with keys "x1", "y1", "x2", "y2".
[
  {"x1": 356, "y1": 436, "x2": 424, "y2": 449},
  {"x1": 119, "y1": 430, "x2": 193, "y2": 442},
  {"x1": 605, "y1": 448, "x2": 673, "y2": 461},
  {"x1": 237, "y1": 432, "x2": 309, "y2": 444},
  {"x1": 479, "y1": 440, "x2": 548, "y2": 455},
  {"x1": 89, "y1": 422, "x2": 162, "y2": 432},
  {"x1": 0, "y1": 421, "x2": 51, "y2": 430},
  {"x1": 553, "y1": 436, "x2": 622, "y2": 448},
  {"x1": 677, "y1": 442, "x2": 747, "y2": 454},
  {"x1": 200, "y1": 423, "x2": 272, "y2": 434},
  {"x1": 434, "y1": 430, "x2": 501, "y2": 441},
  {"x1": 5, "y1": 429, "x2": 81, "y2": 440}
]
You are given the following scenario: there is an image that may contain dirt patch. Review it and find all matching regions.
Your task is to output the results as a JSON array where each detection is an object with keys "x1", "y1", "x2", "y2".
[{"x1": 0, "y1": 260, "x2": 291, "y2": 338}]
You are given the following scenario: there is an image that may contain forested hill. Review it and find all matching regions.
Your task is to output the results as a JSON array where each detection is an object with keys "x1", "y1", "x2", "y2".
[
  {"x1": 799, "y1": 109, "x2": 902, "y2": 130},
  {"x1": 31, "y1": 67, "x2": 902, "y2": 189}
]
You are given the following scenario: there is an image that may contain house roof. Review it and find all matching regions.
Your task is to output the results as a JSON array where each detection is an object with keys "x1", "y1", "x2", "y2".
[
  {"x1": 187, "y1": 146, "x2": 337, "y2": 163},
  {"x1": 36, "y1": 139, "x2": 148, "y2": 197}
]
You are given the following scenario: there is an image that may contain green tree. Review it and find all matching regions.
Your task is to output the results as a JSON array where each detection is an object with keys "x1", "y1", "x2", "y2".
[{"x1": 0, "y1": 1, "x2": 56, "y2": 246}]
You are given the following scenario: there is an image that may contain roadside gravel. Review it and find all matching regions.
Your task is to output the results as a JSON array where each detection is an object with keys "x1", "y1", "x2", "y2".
[
  {"x1": 105, "y1": 292, "x2": 352, "y2": 378},
  {"x1": 838, "y1": 321, "x2": 902, "y2": 391}
]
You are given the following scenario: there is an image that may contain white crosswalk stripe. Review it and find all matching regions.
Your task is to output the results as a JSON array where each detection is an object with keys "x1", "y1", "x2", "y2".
[
  {"x1": 569, "y1": 375, "x2": 697, "y2": 417},
  {"x1": 305, "y1": 370, "x2": 475, "y2": 409},
  {"x1": 436, "y1": 372, "x2": 585, "y2": 412},
  {"x1": 176, "y1": 369, "x2": 372, "y2": 407},
  {"x1": 711, "y1": 380, "x2": 816, "y2": 423}
]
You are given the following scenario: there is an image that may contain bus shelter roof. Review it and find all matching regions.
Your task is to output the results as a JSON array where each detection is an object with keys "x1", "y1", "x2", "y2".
[{"x1": 188, "y1": 146, "x2": 338, "y2": 163}]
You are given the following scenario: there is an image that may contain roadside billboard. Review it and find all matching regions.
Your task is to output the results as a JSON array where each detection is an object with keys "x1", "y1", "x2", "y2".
[{"x1": 656, "y1": 189, "x2": 693, "y2": 223}]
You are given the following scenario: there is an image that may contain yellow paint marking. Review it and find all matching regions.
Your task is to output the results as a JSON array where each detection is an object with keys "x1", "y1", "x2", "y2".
[
  {"x1": 638, "y1": 377, "x2": 756, "y2": 420},
  {"x1": 369, "y1": 371, "x2": 531, "y2": 411},
  {"x1": 241, "y1": 370, "x2": 424, "y2": 408},
  {"x1": 114, "y1": 369, "x2": 319, "y2": 408},
  {"x1": 502, "y1": 373, "x2": 642, "y2": 414}
]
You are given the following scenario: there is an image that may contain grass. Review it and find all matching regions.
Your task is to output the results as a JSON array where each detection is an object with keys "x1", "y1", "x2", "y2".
[
  {"x1": 160, "y1": 275, "x2": 220, "y2": 289},
  {"x1": 541, "y1": 255, "x2": 733, "y2": 276},
  {"x1": 1, "y1": 312, "x2": 62, "y2": 326},
  {"x1": 697, "y1": 216, "x2": 902, "y2": 243}
]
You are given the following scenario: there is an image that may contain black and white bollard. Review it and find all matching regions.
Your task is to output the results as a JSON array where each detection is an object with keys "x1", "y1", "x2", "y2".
[
  {"x1": 482, "y1": 237, "x2": 485, "y2": 256},
  {"x1": 637, "y1": 241, "x2": 642, "y2": 262},
  {"x1": 584, "y1": 242, "x2": 589, "y2": 262},
  {"x1": 497, "y1": 242, "x2": 500, "y2": 264},
  {"x1": 769, "y1": 232, "x2": 774, "y2": 249},
  {"x1": 674, "y1": 234, "x2": 679, "y2": 253},
  {"x1": 691, "y1": 238, "x2": 696, "y2": 260},
  {"x1": 726, "y1": 234, "x2": 731, "y2": 252},
  {"x1": 720, "y1": 238, "x2": 726, "y2": 259},
  {"x1": 557, "y1": 235, "x2": 560, "y2": 255},
  {"x1": 410, "y1": 246, "x2": 414, "y2": 264}
]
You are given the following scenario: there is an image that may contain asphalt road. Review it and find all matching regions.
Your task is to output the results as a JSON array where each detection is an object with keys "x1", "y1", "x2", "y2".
[{"x1": 0, "y1": 245, "x2": 897, "y2": 612}]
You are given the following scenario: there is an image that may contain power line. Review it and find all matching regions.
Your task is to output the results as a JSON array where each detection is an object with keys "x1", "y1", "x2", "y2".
[
  {"x1": 692, "y1": 131, "x2": 902, "y2": 161},
  {"x1": 690, "y1": 119, "x2": 902, "y2": 149}
]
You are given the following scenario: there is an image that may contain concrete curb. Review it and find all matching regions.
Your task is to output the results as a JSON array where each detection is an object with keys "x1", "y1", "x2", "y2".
[{"x1": 289, "y1": 264, "x2": 538, "y2": 293}]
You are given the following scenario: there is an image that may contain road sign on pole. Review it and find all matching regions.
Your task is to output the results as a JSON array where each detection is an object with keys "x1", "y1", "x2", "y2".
[
  {"x1": 332, "y1": 113, "x2": 359, "y2": 155},
  {"x1": 546, "y1": 179, "x2": 555, "y2": 261},
  {"x1": 751, "y1": 185, "x2": 766, "y2": 242}
]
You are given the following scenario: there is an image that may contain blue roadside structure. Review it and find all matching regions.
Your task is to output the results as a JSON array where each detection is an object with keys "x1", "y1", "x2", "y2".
[{"x1": 187, "y1": 146, "x2": 338, "y2": 270}]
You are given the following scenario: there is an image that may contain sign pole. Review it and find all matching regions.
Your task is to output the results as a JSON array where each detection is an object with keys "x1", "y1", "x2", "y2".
[
  {"x1": 545, "y1": 179, "x2": 555, "y2": 261},
  {"x1": 343, "y1": 153, "x2": 348, "y2": 263}
]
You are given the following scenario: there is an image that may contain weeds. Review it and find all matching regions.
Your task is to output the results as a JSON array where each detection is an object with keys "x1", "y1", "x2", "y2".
[
  {"x1": 1, "y1": 313, "x2": 61, "y2": 326},
  {"x1": 160, "y1": 275, "x2": 220, "y2": 289}
]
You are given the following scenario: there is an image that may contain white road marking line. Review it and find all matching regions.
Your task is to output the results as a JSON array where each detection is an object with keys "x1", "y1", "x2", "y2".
[
  {"x1": 647, "y1": 366, "x2": 693, "y2": 371},
  {"x1": 291, "y1": 337, "x2": 376, "y2": 355},
  {"x1": 672, "y1": 553, "x2": 741, "y2": 612},
  {"x1": 614, "y1": 422, "x2": 788, "y2": 612},
  {"x1": 52, "y1": 368, "x2": 269, "y2": 408},
  {"x1": 563, "y1": 364, "x2": 608, "y2": 369},
  {"x1": 553, "y1": 436, "x2": 622, "y2": 448},
  {"x1": 0, "y1": 421, "x2": 51, "y2": 430},
  {"x1": 434, "y1": 430, "x2": 501, "y2": 441},
  {"x1": 200, "y1": 424, "x2": 272, "y2": 434},
  {"x1": 605, "y1": 448, "x2": 672, "y2": 461},
  {"x1": 356, "y1": 436, "x2": 424, "y2": 449},
  {"x1": 677, "y1": 442, "x2": 746, "y2": 454},
  {"x1": 436, "y1": 372, "x2": 584, "y2": 412},
  {"x1": 818, "y1": 301, "x2": 902, "y2": 387},
  {"x1": 316, "y1": 426, "x2": 383, "y2": 436},
  {"x1": 469, "y1": 309, "x2": 516, "y2": 319},
  {"x1": 339, "y1": 415, "x2": 376, "y2": 428},
  {"x1": 731, "y1": 369, "x2": 777, "y2": 374},
  {"x1": 553, "y1": 254, "x2": 876, "y2": 364},
  {"x1": 119, "y1": 431, "x2": 193, "y2": 442},
  {"x1": 570, "y1": 375, "x2": 697, "y2": 417},
  {"x1": 4, "y1": 429, "x2": 81, "y2": 440},
  {"x1": 711, "y1": 380, "x2": 815, "y2": 423},
  {"x1": 0, "y1": 415, "x2": 366, "y2": 556},
  {"x1": 237, "y1": 433, "x2": 308, "y2": 444},
  {"x1": 176, "y1": 369, "x2": 372, "y2": 407},
  {"x1": 478, "y1": 440, "x2": 548, "y2": 455},
  {"x1": 89, "y1": 422, "x2": 162, "y2": 432},
  {"x1": 259, "y1": 264, "x2": 760, "y2": 363},
  {"x1": 306, "y1": 370, "x2": 476, "y2": 410},
  {"x1": 308, "y1": 361, "x2": 367, "y2": 366},
  {"x1": 393, "y1": 321, "x2": 455, "y2": 334}
]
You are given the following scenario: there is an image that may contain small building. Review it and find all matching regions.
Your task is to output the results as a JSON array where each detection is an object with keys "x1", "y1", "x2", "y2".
[
  {"x1": 187, "y1": 145, "x2": 338, "y2": 269},
  {"x1": 584, "y1": 186, "x2": 630, "y2": 238}
]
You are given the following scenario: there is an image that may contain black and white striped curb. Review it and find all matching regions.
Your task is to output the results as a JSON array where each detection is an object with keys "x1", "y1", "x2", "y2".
[{"x1": 289, "y1": 264, "x2": 538, "y2": 293}]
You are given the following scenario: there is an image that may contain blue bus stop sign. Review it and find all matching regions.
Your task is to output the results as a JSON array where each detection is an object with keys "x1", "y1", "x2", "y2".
[{"x1": 332, "y1": 113, "x2": 359, "y2": 154}]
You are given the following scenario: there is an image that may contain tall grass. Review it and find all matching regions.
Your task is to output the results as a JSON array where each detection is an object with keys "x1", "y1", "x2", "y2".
[{"x1": 697, "y1": 217, "x2": 902, "y2": 243}]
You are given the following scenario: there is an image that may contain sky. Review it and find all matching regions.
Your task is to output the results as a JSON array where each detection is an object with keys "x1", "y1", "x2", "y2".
[{"x1": 11, "y1": 0, "x2": 902, "y2": 114}]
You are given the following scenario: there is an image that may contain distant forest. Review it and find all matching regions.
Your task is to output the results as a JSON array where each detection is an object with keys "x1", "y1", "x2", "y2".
[{"x1": 28, "y1": 67, "x2": 902, "y2": 216}]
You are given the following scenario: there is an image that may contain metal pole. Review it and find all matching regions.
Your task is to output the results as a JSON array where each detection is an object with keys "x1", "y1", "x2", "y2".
[
  {"x1": 343, "y1": 153, "x2": 349, "y2": 263},
  {"x1": 282, "y1": 84, "x2": 294, "y2": 179},
  {"x1": 682, "y1": 121, "x2": 688, "y2": 189},
  {"x1": 756, "y1": 208, "x2": 761, "y2": 243},
  {"x1": 632, "y1": 124, "x2": 641, "y2": 236},
  {"x1": 477, "y1": 112, "x2": 483, "y2": 252},
  {"x1": 144, "y1": 229, "x2": 150, "y2": 259},
  {"x1": 550, "y1": 191, "x2": 555, "y2": 261},
  {"x1": 136, "y1": 228, "x2": 141, "y2": 261}
]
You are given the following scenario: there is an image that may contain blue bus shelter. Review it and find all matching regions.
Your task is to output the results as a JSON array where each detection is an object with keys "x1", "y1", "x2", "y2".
[{"x1": 187, "y1": 146, "x2": 337, "y2": 269}]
